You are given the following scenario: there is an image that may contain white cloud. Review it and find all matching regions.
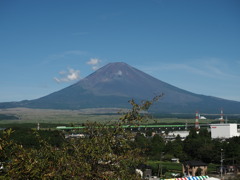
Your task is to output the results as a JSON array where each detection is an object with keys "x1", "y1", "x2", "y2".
[
  {"x1": 86, "y1": 58, "x2": 102, "y2": 70},
  {"x1": 49, "y1": 50, "x2": 86, "y2": 59},
  {"x1": 54, "y1": 68, "x2": 81, "y2": 83},
  {"x1": 87, "y1": 58, "x2": 101, "y2": 65},
  {"x1": 42, "y1": 50, "x2": 87, "y2": 65},
  {"x1": 162, "y1": 63, "x2": 217, "y2": 78},
  {"x1": 92, "y1": 66, "x2": 99, "y2": 70},
  {"x1": 142, "y1": 57, "x2": 238, "y2": 79},
  {"x1": 138, "y1": 58, "x2": 240, "y2": 101}
]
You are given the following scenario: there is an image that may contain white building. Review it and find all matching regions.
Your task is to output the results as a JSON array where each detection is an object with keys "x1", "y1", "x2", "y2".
[
  {"x1": 210, "y1": 123, "x2": 240, "y2": 139},
  {"x1": 168, "y1": 131, "x2": 189, "y2": 139}
]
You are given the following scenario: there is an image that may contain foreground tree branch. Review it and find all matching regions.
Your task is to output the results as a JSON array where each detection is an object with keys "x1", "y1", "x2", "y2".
[{"x1": 0, "y1": 95, "x2": 163, "y2": 179}]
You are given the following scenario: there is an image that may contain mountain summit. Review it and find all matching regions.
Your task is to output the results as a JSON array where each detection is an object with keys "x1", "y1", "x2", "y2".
[
  {"x1": 1, "y1": 62, "x2": 240, "y2": 113},
  {"x1": 79, "y1": 62, "x2": 172, "y2": 98}
]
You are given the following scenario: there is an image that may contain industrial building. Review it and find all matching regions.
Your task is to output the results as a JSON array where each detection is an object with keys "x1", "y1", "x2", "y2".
[{"x1": 210, "y1": 123, "x2": 240, "y2": 139}]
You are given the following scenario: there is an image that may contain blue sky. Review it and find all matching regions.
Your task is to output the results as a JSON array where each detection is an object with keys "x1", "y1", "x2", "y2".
[{"x1": 0, "y1": 0, "x2": 240, "y2": 102}]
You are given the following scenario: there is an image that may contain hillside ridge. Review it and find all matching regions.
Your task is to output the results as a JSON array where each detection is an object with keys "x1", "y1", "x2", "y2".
[{"x1": 1, "y1": 62, "x2": 240, "y2": 113}]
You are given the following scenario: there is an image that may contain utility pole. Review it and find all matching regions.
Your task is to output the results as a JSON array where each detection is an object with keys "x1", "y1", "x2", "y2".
[
  {"x1": 37, "y1": 123, "x2": 40, "y2": 130},
  {"x1": 158, "y1": 152, "x2": 163, "y2": 178},
  {"x1": 220, "y1": 149, "x2": 224, "y2": 179}
]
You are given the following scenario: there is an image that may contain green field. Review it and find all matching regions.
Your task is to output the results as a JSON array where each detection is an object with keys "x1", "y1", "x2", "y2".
[
  {"x1": 0, "y1": 107, "x2": 237, "y2": 129},
  {"x1": 0, "y1": 108, "x2": 121, "y2": 124},
  {"x1": 146, "y1": 160, "x2": 218, "y2": 178}
]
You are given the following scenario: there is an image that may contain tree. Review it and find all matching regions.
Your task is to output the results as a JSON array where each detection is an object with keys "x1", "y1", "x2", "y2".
[
  {"x1": 225, "y1": 136, "x2": 240, "y2": 164},
  {"x1": 164, "y1": 135, "x2": 187, "y2": 161},
  {"x1": 183, "y1": 128, "x2": 215, "y2": 163},
  {"x1": 134, "y1": 132, "x2": 149, "y2": 151},
  {"x1": 0, "y1": 95, "x2": 162, "y2": 179},
  {"x1": 149, "y1": 134, "x2": 165, "y2": 160}
]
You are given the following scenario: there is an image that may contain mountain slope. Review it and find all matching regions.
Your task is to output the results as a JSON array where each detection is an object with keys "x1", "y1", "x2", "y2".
[{"x1": 1, "y1": 62, "x2": 240, "y2": 113}]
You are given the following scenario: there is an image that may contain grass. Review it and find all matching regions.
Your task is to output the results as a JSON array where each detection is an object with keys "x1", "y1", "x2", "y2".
[
  {"x1": 0, "y1": 108, "x2": 208, "y2": 123},
  {"x1": 146, "y1": 160, "x2": 182, "y2": 178},
  {"x1": 0, "y1": 108, "x2": 121, "y2": 124},
  {"x1": 0, "y1": 123, "x2": 66, "y2": 129},
  {"x1": 0, "y1": 108, "x2": 225, "y2": 129},
  {"x1": 147, "y1": 160, "x2": 219, "y2": 179},
  {"x1": 147, "y1": 160, "x2": 182, "y2": 171}
]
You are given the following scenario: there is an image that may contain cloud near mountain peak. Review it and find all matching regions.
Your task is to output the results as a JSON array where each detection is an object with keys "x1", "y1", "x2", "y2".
[
  {"x1": 54, "y1": 68, "x2": 81, "y2": 83},
  {"x1": 87, "y1": 58, "x2": 102, "y2": 70}
]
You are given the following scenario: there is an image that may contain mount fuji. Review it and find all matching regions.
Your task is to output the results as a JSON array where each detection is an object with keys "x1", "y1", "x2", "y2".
[{"x1": 1, "y1": 62, "x2": 240, "y2": 113}]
